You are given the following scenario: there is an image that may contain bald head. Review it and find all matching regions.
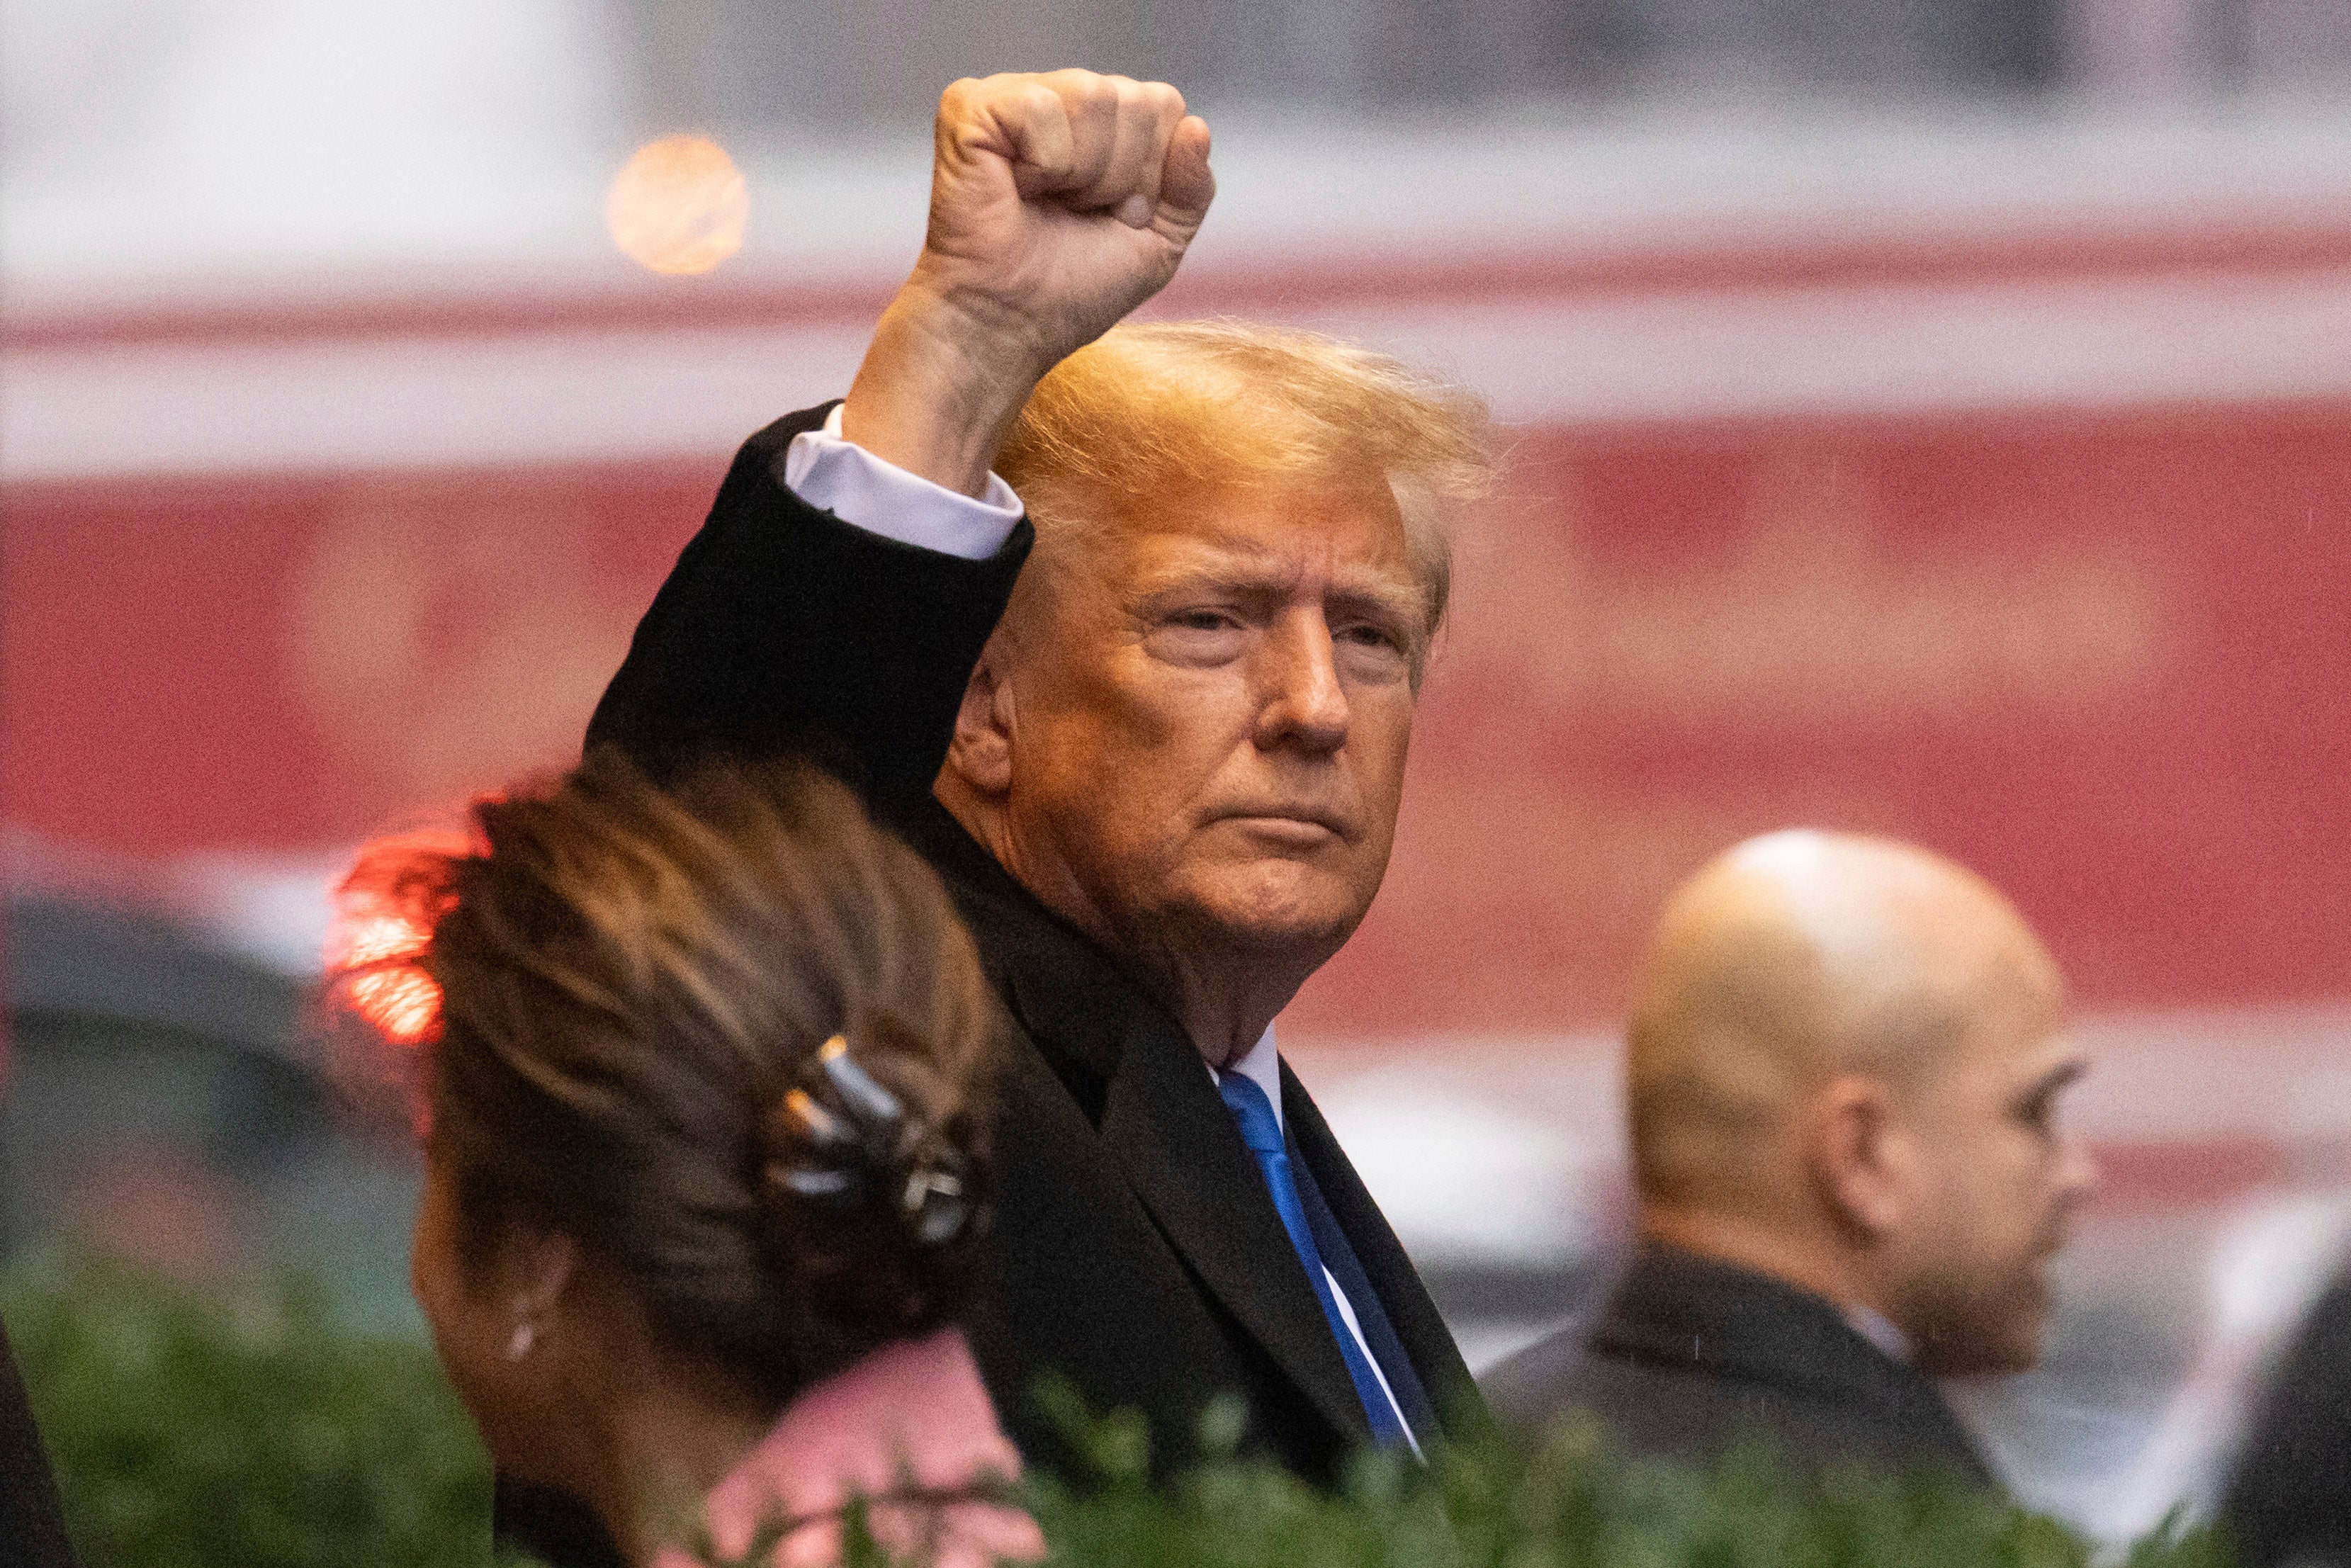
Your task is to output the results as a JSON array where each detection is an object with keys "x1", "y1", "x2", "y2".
[
  {"x1": 1622, "y1": 830, "x2": 2094, "y2": 1375},
  {"x1": 1628, "y1": 830, "x2": 2060, "y2": 1212}
]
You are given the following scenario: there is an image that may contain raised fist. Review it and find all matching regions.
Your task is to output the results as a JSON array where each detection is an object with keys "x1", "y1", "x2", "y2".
[
  {"x1": 914, "y1": 70, "x2": 1214, "y2": 370},
  {"x1": 842, "y1": 71, "x2": 1214, "y2": 497}
]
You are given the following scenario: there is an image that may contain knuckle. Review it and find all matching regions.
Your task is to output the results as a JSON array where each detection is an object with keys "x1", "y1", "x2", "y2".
[{"x1": 1017, "y1": 82, "x2": 1062, "y2": 123}]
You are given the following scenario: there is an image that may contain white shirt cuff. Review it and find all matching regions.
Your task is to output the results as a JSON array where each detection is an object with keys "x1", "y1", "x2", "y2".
[{"x1": 777, "y1": 403, "x2": 1023, "y2": 561}]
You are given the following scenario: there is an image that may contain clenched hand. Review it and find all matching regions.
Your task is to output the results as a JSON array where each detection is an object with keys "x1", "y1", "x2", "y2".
[{"x1": 841, "y1": 71, "x2": 1215, "y2": 497}]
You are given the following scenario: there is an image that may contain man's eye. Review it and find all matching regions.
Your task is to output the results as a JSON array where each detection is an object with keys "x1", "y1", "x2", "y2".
[
  {"x1": 1144, "y1": 610, "x2": 1249, "y2": 664},
  {"x1": 1337, "y1": 623, "x2": 1401, "y2": 651}
]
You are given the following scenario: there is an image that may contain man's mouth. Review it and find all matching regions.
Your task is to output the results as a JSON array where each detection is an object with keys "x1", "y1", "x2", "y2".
[{"x1": 1213, "y1": 808, "x2": 1355, "y2": 845}]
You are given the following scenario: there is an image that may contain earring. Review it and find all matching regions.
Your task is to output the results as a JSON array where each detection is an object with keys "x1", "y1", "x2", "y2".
[{"x1": 506, "y1": 1320, "x2": 536, "y2": 1362}]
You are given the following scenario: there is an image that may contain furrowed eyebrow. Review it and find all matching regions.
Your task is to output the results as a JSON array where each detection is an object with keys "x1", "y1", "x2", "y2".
[
  {"x1": 1128, "y1": 566, "x2": 1423, "y2": 624},
  {"x1": 1326, "y1": 578, "x2": 1426, "y2": 624},
  {"x1": 1126, "y1": 565, "x2": 1288, "y2": 604}
]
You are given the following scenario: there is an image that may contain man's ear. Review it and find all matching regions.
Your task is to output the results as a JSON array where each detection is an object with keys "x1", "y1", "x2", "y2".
[
  {"x1": 1804, "y1": 1076, "x2": 1909, "y2": 1241},
  {"x1": 942, "y1": 636, "x2": 1016, "y2": 797}
]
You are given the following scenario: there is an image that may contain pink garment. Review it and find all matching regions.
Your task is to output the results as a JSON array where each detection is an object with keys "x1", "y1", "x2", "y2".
[{"x1": 651, "y1": 1329, "x2": 1044, "y2": 1568}]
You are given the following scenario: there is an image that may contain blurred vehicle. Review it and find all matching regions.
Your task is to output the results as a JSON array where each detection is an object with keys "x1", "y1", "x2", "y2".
[{"x1": 1, "y1": 891, "x2": 418, "y2": 1329}]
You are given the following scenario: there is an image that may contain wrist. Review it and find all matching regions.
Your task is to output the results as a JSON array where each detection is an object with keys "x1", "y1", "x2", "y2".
[{"x1": 840, "y1": 280, "x2": 1052, "y2": 499}]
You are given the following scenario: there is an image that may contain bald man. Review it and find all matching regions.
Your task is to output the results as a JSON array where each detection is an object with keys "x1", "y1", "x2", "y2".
[{"x1": 1482, "y1": 830, "x2": 2098, "y2": 1486}]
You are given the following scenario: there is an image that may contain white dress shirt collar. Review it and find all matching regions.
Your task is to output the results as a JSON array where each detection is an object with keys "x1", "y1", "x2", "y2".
[
  {"x1": 1843, "y1": 1302, "x2": 1915, "y2": 1365},
  {"x1": 1218, "y1": 1023, "x2": 1283, "y2": 1134}
]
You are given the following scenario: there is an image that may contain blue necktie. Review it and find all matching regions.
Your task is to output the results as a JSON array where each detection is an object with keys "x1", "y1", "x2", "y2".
[{"x1": 1217, "y1": 1071, "x2": 1409, "y2": 1448}]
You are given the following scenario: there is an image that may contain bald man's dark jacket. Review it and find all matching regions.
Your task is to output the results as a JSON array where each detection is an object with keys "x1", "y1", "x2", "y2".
[
  {"x1": 497, "y1": 408, "x2": 1477, "y2": 1567},
  {"x1": 1481, "y1": 1247, "x2": 1994, "y2": 1489}
]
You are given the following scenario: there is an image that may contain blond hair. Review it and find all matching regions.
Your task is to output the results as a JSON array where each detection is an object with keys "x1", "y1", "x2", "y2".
[{"x1": 996, "y1": 320, "x2": 1492, "y2": 643}]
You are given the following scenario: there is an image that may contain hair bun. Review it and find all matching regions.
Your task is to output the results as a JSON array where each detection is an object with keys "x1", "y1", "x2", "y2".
[{"x1": 757, "y1": 1024, "x2": 986, "y2": 1343}]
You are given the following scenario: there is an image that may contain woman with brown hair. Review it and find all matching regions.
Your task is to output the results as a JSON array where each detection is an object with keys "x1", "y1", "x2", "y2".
[{"x1": 332, "y1": 752, "x2": 1042, "y2": 1568}]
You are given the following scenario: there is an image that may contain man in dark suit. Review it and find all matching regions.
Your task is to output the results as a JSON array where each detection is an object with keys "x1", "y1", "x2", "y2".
[
  {"x1": 2220, "y1": 1258, "x2": 2351, "y2": 1567},
  {"x1": 1483, "y1": 832, "x2": 2099, "y2": 1487},
  {"x1": 508, "y1": 69, "x2": 1489, "y2": 1564}
]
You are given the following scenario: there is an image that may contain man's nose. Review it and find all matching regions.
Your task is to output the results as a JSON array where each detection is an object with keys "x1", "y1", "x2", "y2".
[{"x1": 1253, "y1": 611, "x2": 1350, "y2": 752}]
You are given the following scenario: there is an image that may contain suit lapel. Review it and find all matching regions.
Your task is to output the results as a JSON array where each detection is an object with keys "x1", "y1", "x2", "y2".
[
  {"x1": 910, "y1": 804, "x2": 1372, "y2": 1447},
  {"x1": 1092, "y1": 1008, "x2": 1374, "y2": 1445},
  {"x1": 1282, "y1": 1064, "x2": 1482, "y2": 1433}
]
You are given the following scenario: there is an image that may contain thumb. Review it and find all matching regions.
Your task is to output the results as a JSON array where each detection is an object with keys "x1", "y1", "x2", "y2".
[{"x1": 1156, "y1": 115, "x2": 1215, "y2": 232}]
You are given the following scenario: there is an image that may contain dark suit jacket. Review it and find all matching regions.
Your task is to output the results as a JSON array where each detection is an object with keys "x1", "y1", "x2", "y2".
[
  {"x1": 2221, "y1": 1260, "x2": 2351, "y2": 1568},
  {"x1": 505, "y1": 405, "x2": 1477, "y2": 1564},
  {"x1": 0, "y1": 1319, "x2": 77, "y2": 1567},
  {"x1": 1480, "y1": 1246, "x2": 1993, "y2": 1489}
]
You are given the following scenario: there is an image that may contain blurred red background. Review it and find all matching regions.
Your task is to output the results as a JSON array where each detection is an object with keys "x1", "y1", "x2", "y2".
[{"x1": 8, "y1": 246, "x2": 2347, "y2": 1039}]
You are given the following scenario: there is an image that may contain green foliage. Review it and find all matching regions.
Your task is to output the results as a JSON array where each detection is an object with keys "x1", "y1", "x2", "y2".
[
  {"x1": 1006, "y1": 1389, "x2": 2231, "y2": 1568},
  {"x1": 2, "y1": 1259, "x2": 500, "y2": 1568},
  {"x1": 1012, "y1": 1409, "x2": 2233, "y2": 1568},
  {"x1": 1, "y1": 1264, "x2": 2231, "y2": 1568},
  {"x1": 693, "y1": 1394, "x2": 2230, "y2": 1568}
]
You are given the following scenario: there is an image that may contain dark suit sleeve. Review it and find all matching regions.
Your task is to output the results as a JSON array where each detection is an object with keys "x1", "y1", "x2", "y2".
[{"x1": 584, "y1": 405, "x2": 1034, "y2": 810}]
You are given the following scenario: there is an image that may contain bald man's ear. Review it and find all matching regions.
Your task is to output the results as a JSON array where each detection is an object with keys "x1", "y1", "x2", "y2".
[
  {"x1": 1805, "y1": 1076, "x2": 1910, "y2": 1241},
  {"x1": 942, "y1": 636, "x2": 1015, "y2": 798}
]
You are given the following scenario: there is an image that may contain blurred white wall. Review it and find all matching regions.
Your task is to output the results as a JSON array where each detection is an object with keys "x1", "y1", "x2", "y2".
[
  {"x1": 0, "y1": 0, "x2": 628, "y2": 296},
  {"x1": 10, "y1": 0, "x2": 2351, "y2": 310}
]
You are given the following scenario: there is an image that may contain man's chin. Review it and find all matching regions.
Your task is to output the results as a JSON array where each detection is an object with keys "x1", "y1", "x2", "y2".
[{"x1": 1179, "y1": 866, "x2": 1372, "y2": 954}]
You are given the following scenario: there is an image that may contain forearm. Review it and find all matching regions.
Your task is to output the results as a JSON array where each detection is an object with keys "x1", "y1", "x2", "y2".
[{"x1": 840, "y1": 283, "x2": 1054, "y2": 500}]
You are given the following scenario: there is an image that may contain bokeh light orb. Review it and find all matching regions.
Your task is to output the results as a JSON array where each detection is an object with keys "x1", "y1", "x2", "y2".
[{"x1": 607, "y1": 133, "x2": 748, "y2": 276}]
